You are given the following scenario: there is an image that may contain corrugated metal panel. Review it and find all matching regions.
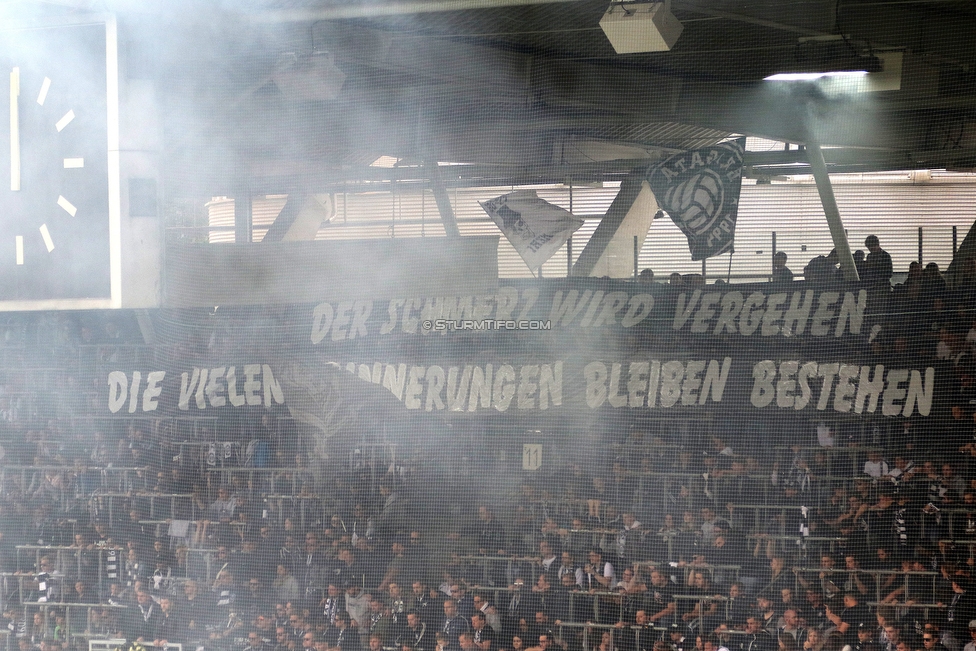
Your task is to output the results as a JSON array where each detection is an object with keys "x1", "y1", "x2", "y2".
[
  {"x1": 206, "y1": 195, "x2": 288, "y2": 243},
  {"x1": 319, "y1": 185, "x2": 615, "y2": 277},
  {"x1": 636, "y1": 181, "x2": 976, "y2": 282},
  {"x1": 567, "y1": 123, "x2": 731, "y2": 151},
  {"x1": 208, "y1": 177, "x2": 976, "y2": 279}
]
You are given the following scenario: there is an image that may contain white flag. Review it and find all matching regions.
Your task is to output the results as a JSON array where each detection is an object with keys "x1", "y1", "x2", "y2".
[{"x1": 480, "y1": 190, "x2": 583, "y2": 271}]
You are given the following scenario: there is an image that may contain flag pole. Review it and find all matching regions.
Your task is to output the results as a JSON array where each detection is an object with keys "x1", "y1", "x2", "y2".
[{"x1": 633, "y1": 235, "x2": 639, "y2": 281}]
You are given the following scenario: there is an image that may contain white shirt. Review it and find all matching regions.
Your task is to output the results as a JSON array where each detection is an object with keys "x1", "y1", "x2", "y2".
[
  {"x1": 817, "y1": 423, "x2": 835, "y2": 448},
  {"x1": 558, "y1": 564, "x2": 585, "y2": 587},
  {"x1": 863, "y1": 460, "x2": 889, "y2": 478}
]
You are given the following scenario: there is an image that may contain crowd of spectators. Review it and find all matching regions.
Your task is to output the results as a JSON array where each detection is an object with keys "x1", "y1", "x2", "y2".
[
  {"x1": 0, "y1": 242, "x2": 973, "y2": 651},
  {"x1": 11, "y1": 420, "x2": 976, "y2": 651}
]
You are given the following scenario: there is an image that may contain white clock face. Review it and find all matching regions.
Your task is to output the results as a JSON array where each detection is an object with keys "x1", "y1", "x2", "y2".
[{"x1": 0, "y1": 20, "x2": 116, "y2": 306}]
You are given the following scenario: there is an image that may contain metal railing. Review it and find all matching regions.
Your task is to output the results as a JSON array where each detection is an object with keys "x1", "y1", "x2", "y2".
[
  {"x1": 91, "y1": 493, "x2": 199, "y2": 526},
  {"x1": 790, "y1": 567, "x2": 939, "y2": 604},
  {"x1": 90, "y1": 640, "x2": 181, "y2": 651},
  {"x1": 16, "y1": 600, "x2": 129, "y2": 645},
  {"x1": 205, "y1": 468, "x2": 316, "y2": 499},
  {"x1": 0, "y1": 466, "x2": 151, "y2": 506}
]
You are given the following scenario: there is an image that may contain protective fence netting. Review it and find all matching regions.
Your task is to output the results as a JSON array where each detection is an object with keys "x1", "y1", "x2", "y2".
[{"x1": 0, "y1": 5, "x2": 975, "y2": 651}]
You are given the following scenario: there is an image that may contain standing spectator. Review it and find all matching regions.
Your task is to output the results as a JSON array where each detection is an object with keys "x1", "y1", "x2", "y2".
[
  {"x1": 124, "y1": 590, "x2": 161, "y2": 643},
  {"x1": 771, "y1": 252, "x2": 793, "y2": 285},
  {"x1": 412, "y1": 582, "x2": 436, "y2": 626},
  {"x1": 617, "y1": 512, "x2": 643, "y2": 561},
  {"x1": 960, "y1": 622, "x2": 976, "y2": 651},
  {"x1": 179, "y1": 579, "x2": 213, "y2": 634},
  {"x1": 556, "y1": 552, "x2": 583, "y2": 588},
  {"x1": 538, "y1": 541, "x2": 558, "y2": 585},
  {"x1": 923, "y1": 262, "x2": 948, "y2": 299},
  {"x1": 279, "y1": 536, "x2": 301, "y2": 577},
  {"x1": 472, "y1": 592, "x2": 500, "y2": 633},
  {"x1": 346, "y1": 584, "x2": 371, "y2": 629},
  {"x1": 451, "y1": 583, "x2": 475, "y2": 622},
  {"x1": 825, "y1": 593, "x2": 871, "y2": 646},
  {"x1": 153, "y1": 596, "x2": 184, "y2": 648},
  {"x1": 838, "y1": 555, "x2": 870, "y2": 597},
  {"x1": 548, "y1": 573, "x2": 578, "y2": 624},
  {"x1": 477, "y1": 507, "x2": 506, "y2": 555},
  {"x1": 322, "y1": 583, "x2": 344, "y2": 628},
  {"x1": 273, "y1": 564, "x2": 300, "y2": 603},
  {"x1": 583, "y1": 549, "x2": 616, "y2": 591},
  {"x1": 241, "y1": 576, "x2": 271, "y2": 619},
  {"x1": 864, "y1": 236, "x2": 893, "y2": 286},
  {"x1": 645, "y1": 569, "x2": 677, "y2": 627},
  {"x1": 505, "y1": 579, "x2": 531, "y2": 641},
  {"x1": 397, "y1": 611, "x2": 428, "y2": 650},
  {"x1": 388, "y1": 583, "x2": 409, "y2": 634},
  {"x1": 440, "y1": 600, "x2": 470, "y2": 651},
  {"x1": 380, "y1": 540, "x2": 410, "y2": 592},
  {"x1": 244, "y1": 630, "x2": 271, "y2": 651},
  {"x1": 470, "y1": 612, "x2": 494, "y2": 651},
  {"x1": 740, "y1": 616, "x2": 775, "y2": 651},
  {"x1": 921, "y1": 629, "x2": 949, "y2": 651},
  {"x1": 779, "y1": 610, "x2": 803, "y2": 644},
  {"x1": 863, "y1": 451, "x2": 890, "y2": 479},
  {"x1": 946, "y1": 578, "x2": 976, "y2": 648},
  {"x1": 325, "y1": 611, "x2": 358, "y2": 651},
  {"x1": 209, "y1": 487, "x2": 238, "y2": 521},
  {"x1": 366, "y1": 598, "x2": 392, "y2": 644},
  {"x1": 617, "y1": 609, "x2": 654, "y2": 651},
  {"x1": 853, "y1": 250, "x2": 867, "y2": 279}
]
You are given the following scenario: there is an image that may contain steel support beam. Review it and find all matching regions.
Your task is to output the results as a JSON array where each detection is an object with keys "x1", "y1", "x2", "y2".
[
  {"x1": 262, "y1": 194, "x2": 303, "y2": 243},
  {"x1": 946, "y1": 216, "x2": 976, "y2": 287},
  {"x1": 253, "y1": 0, "x2": 575, "y2": 22},
  {"x1": 427, "y1": 160, "x2": 461, "y2": 238},
  {"x1": 807, "y1": 142, "x2": 859, "y2": 282},
  {"x1": 571, "y1": 171, "x2": 644, "y2": 277},
  {"x1": 234, "y1": 193, "x2": 252, "y2": 244}
]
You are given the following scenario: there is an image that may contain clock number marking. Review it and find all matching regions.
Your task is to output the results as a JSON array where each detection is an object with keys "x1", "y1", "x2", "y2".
[
  {"x1": 64, "y1": 158, "x2": 84, "y2": 169},
  {"x1": 37, "y1": 77, "x2": 51, "y2": 106},
  {"x1": 39, "y1": 224, "x2": 54, "y2": 253},
  {"x1": 55, "y1": 109, "x2": 74, "y2": 133},
  {"x1": 10, "y1": 67, "x2": 20, "y2": 192},
  {"x1": 57, "y1": 196, "x2": 77, "y2": 217},
  {"x1": 15, "y1": 236, "x2": 23, "y2": 266}
]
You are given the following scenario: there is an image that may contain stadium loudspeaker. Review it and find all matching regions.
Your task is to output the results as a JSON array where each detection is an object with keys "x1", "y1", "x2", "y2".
[{"x1": 599, "y1": 2, "x2": 683, "y2": 54}]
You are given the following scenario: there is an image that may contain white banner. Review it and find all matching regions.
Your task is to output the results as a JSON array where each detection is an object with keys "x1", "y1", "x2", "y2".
[{"x1": 480, "y1": 190, "x2": 583, "y2": 271}]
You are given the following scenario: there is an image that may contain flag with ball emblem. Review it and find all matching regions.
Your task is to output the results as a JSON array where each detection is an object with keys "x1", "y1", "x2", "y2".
[{"x1": 644, "y1": 137, "x2": 746, "y2": 260}]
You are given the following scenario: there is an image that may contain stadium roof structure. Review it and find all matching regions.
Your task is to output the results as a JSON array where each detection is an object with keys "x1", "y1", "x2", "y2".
[
  {"x1": 9, "y1": 0, "x2": 962, "y2": 196},
  {"x1": 6, "y1": 0, "x2": 976, "y2": 281}
]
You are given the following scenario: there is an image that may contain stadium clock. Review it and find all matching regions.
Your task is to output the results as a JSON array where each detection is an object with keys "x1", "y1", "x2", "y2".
[{"x1": 0, "y1": 17, "x2": 120, "y2": 308}]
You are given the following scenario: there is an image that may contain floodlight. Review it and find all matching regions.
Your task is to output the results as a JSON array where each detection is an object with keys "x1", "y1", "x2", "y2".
[
  {"x1": 765, "y1": 52, "x2": 883, "y2": 81},
  {"x1": 765, "y1": 71, "x2": 870, "y2": 81}
]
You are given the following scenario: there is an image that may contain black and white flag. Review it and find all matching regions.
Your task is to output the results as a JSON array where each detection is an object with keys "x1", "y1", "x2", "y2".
[
  {"x1": 645, "y1": 138, "x2": 746, "y2": 260},
  {"x1": 480, "y1": 190, "x2": 584, "y2": 271}
]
